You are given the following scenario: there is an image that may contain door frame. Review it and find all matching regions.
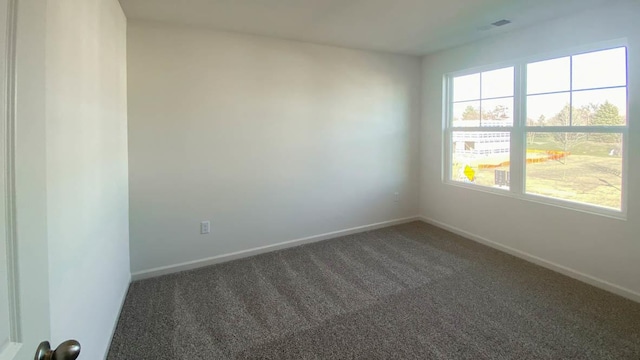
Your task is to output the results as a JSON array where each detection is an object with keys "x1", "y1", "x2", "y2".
[
  {"x1": 1, "y1": 0, "x2": 19, "y2": 356},
  {"x1": 2, "y1": 0, "x2": 50, "y2": 359}
]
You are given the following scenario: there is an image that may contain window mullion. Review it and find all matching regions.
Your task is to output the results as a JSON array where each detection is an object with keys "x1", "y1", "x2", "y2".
[
  {"x1": 444, "y1": 76, "x2": 454, "y2": 182},
  {"x1": 510, "y1": 62, "x2": 526, "y2": 195},
  {"x1": 569, "y1": 56, "x2": 574, "y2": 126}
]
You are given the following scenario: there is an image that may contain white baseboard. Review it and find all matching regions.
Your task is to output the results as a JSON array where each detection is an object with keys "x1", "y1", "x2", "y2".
[
  {"x1": 418, "y1": 216, "x2": 640, "y2": 304},
  {"x1": 103, "y1": 273, "x2": 132, "y2": 360},
  {"x1": 131, "y1": 216, "x2": 420, "y2": 281}
]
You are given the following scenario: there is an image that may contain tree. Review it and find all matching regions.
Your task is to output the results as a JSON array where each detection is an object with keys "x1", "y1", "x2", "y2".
[
  {"x1": 574, "y1": 103, "x2": 598, "y2": 126},
  {"x1": 572, "y1": 103, "x2": 598, "y2": 141},
  {"x1": 550, "y1": 103, "x2": 571, "y2": 126},
  {"x1": 583, "y1": 101, "x2": 623, "y2": 143},
  {"x1": 593, "y1": 101, "x2": 623, "y2": 126},
  {"x1": 537, "y1": 114, "x2": 546, "y2": 126},
  {"x1": 483, "y1": 105, "x2": 510, "y2": 120},
  {"x1": 593, "y1": 101, "x2": 625, "y2": 144},
  {"x1": 549, "y1": 104, "x2": 586, "y2": 164},
  {"x1": 526, "y1": 115, "x2": 545, "y2": 144},
  {"x1": 461, "y1": 105, "x2": 480, "y2": 120},
  {"x1": 526, "y1": 114, "x2": 546, "y2": 126}
]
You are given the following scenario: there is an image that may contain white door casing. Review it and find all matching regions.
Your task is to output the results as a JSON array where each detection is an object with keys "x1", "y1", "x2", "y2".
[
  {"x1": 2, "y1": 0, "x2": 51, "y2": 359},
  {"x1": 0, "y1": 0, "x2": 13, "y2": 355}
]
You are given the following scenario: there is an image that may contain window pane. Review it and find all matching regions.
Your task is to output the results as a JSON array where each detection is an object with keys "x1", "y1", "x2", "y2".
[
  {"x1": 527, "y1": 92, "x2": 570, "y2": 126},
  {"x1": 453, "y1": 73, "x2": 480, "y2": 102},
  {"x1": 572, "y1": 87, "x2": 627, "y2": 126},
  {"x1": 572, "y1": 47, "x2": 627, "y2": 90},
  {"x1": 481, "y1": 97, "x2": 513, "y2": 126},
  {"x1": 526, "y1": 133, "x2": 622, "y2": 210},
  {"x1": 452, "y1": 131, "x2": 510, "y2": 189},
  {"x1": 452, "y1": 101, "x2": 480, "y2": 127},
  {"x1": 527, "y1": 57, "x2": 570, "y2": 94},
  {"x1": 481, "y1": 67, "x2": 514, "y2": 99}
]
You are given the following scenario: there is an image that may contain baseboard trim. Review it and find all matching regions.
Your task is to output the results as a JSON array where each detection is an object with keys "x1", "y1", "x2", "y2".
[
  {"x1": 103, "y1": 273, "x2": 132, "y2": 360},
  {"x1": 418, "y1": 216, "x2": 640, "y2": 304},
  {"x1": 131, "y1": 216, "x2": 420, "y2": 281}
]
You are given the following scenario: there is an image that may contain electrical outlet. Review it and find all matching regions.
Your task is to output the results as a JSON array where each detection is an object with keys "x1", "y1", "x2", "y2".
[
  {"x1": 394, "y1": 192, "x2": 400, "y2": 202},
  {"x1": 200, "y1": 221, "x2": 211, "y2": 234}
]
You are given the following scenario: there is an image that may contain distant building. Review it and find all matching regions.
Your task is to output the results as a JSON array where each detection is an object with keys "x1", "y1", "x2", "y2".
[{"x1": 452, "y1": 119, "x2": 511, "y2": 155}]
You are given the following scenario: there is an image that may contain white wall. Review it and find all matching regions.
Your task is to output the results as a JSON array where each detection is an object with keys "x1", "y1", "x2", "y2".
[
  {"x1": 46, "y1": 0, "x2": 130, "y2": 358},
  {"x1": 420, "y1": 0, "x2": 640, "y2": 299},
  {"x1": 128, "y1": 22, "x2": 421, "y2": 274}
]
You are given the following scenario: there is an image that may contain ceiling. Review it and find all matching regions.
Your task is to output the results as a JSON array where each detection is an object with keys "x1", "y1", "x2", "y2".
[{"x1": 119, "y1": 0, "x2": 611, "y2": 55}]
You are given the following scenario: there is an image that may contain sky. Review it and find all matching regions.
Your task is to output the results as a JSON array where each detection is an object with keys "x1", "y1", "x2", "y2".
[{"x1": 452, "y1": 47, "x2": 627, "y2": 124}]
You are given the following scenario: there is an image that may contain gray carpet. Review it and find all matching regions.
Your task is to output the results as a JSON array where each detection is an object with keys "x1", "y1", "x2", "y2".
[{"x1": 107, "y1": 222, "x2": 640, "y2": 359}]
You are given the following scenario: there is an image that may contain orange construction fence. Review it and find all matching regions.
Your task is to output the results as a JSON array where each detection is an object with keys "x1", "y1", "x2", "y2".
[{"x1": 478, "y1": 150, "x2": 569, "y2": 169}]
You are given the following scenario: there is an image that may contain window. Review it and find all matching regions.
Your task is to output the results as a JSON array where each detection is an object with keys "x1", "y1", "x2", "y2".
[
  {"x1": 450, "y1": 67, "x2": 514, "y2": 188},
  {"x1": 445, "y1": 44, "x2": 628, "y2": 216}
]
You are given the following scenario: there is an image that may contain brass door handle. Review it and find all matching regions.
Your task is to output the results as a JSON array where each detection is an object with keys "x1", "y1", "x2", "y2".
[{"x1": 35, "y1": 340, "x2": 81, "y2": 360}]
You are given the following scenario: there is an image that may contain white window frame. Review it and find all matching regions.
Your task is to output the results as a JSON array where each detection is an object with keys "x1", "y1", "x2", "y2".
[{"x1": 442, "y1": 39, "x2": 629, "y2": 220}]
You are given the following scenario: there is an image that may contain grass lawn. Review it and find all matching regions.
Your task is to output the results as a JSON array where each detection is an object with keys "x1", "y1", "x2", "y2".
[
  {"x1": 526, "y1": 155, "x2": 622, "y2": 209},
  {"x1": 452, "y1": 138, "x2": 622, "y2": 210}
]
